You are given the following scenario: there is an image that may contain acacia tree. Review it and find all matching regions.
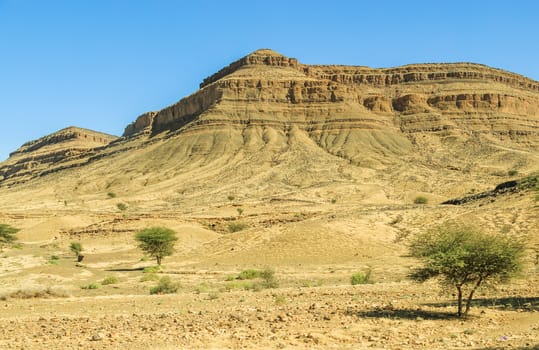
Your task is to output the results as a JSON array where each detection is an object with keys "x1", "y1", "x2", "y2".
[
  {"x1": 0, "y1": 224, "x2": 19, "y2": 245},
  {"x1": 135, "y1": 227, "x2": 177, "y2": 265},
  {"x1": 409, "y1": 223, "x2": 525, "y2": 317},
  {"x1": 70, "y1": 242, "x2": 84, "y2": 262}
]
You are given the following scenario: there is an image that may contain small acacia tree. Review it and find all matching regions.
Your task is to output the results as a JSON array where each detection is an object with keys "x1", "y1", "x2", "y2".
[
  {"x1": 409, "y1": 222, "x2": 525, "y2": 317},
  {"x1": 70, "y1": 242, "x2": 84, "y2": 262},
  {"x1": 0, "y1": 224, "x2": 19, "y2": 245},
  {"x1": 135, "y1": 227, "x2": 177, "y2": 265}
]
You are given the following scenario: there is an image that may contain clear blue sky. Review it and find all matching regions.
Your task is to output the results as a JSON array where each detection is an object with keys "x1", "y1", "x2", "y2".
[{"x1": 1, "y1": 0, "x2": 538, "y2": 161}]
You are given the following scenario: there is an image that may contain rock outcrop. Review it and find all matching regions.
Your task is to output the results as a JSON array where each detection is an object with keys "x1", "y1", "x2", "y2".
[
  {"x1": 0, "y1": 127, "x2": 117, "y2": 183},
  {"x1": 2, "y1": 49, "x2": 539, "y2": 188}
]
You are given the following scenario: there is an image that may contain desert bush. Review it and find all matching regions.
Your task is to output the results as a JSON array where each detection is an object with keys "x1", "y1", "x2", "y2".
[
  {"x1": 107, "y1": 192, "x2": 117, "y2": 198},
  {"x1": 236, "y1": 208, "x2": 244, "y2": 216},
  {"x1": 351, "y1": 269, "x2": 372, "y2": 285},
  {"x1": 102, "y1": 276, "x2": 119, "y2": 285},
  {"x1": 150, "y1": 276, "x2": 178, "y2": 295},
  {"x1": 69, "y1": 242, "x2": 84, "y2": 262},
  {"x1": 143, "y1": 265, "x2": 161, "y2": 273},
  {"x1": 2, "y1": 286, "x2": 69, "y2": 299},
  {"x1": 81, "y1": 283, "x2": 100, "y2": 290},
  {"x1": 194, "y1": 282, "x2": 210, "y2": 294},
  {"x1": 260, "y1": 268, "x2": 278, "y2": 288},
  {"x1": 116, "y1": 203, "x2": 128, "y2": 211},
  {"x1": 48, "y1": 255, "x2": 60, "y2": 265},
  {"x1": 238, "y1": 269, "x2": 261, "y2": 280},
  {"x1": 0, "y1": 224, "x2": 19, "y2": 245},
  {"x1": 228, "y1": 222, "x2": 247, "y2": 233},
  {"x1": 413, "y1": 196, "x2": 428, "y2": 204},
  {"x1": 507, "y1": 169, "x2": 518, "y2": 176},
  {"x1": 135, "y1": 227, "x2": 177, "y2": 265},
  {"x1": 225, "y1": 274, "x2": 235, "y2": 281},
  {"x1": 409, "y1": 222, "x2": 525, "y2": 317}
]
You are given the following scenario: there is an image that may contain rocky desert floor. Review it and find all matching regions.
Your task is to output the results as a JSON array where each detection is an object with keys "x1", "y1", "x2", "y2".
[{"x1": 0, "y1": 197, "x2": 538, "y2": 350}]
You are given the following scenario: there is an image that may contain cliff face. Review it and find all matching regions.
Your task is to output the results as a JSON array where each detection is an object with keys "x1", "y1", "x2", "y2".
[
  {"x1": 0, "y1": 127, "x2": 117, "y2": 183},
  {"x1": 2, "y1": 49, "x2": 539, "y2": 188}
]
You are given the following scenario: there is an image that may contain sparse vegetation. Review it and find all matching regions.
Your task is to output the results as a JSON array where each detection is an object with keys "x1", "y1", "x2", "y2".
[
  {"x1": 508, "y1": 169, "x2": 518, "y2": 176},
  {"x1": 69, "y1": 242, "x2": 84, "y2": 262},
  {"x1": 409, "y1": 222, "x2": 525, "y2": 317},
  {"x1": 48, "y1": 255, "x2": 60, "y2": 265},
  {"x1": 1, "y1": 286, "x2": 69, "y2": 299},
  {"x1": 236, "y1": 207, "x2": 244, "y2": 216},
  {"x1": 150, "y1": 276, "x2": 179, "y2": 295},
  {"x1": 102, "y1": 276, "x2": 119, "y2": 285},
  {"x1": 116, "y1": 202, "x2": 128, "y2": 211},
  {"x1": 81, "y1": 283, "x2": 100, "y2": 290},
  {"x1": 135, "y1": 227, "x2": 177, "y2": 265},
  {"x1": 228, "y1": 222, "x2": 247, "y2": 233},
  {"x1": 237, "y1": 269, "x2": 262, "y2": 280},
  {"x1": 227, "y1": 195, "x2": 235, "y2": 201},
  {"x1": 107, "y1": 192, "x2": 117, "y2": 198},
  {"x1": 143, "y1": 265, "x2": 161, "y2": 274},
  {"x1": 413, "y1": 196, "x2": 428, "y2": 204},
  {"x1": 351, "y1": 269, "x2": 372, "y2": 285},
  {"x1": 0, "y1": 224, "x2": 19, "y2": 245}
]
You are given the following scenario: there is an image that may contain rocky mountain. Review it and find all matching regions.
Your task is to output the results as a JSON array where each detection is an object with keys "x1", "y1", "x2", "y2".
[{"x1": 0, "y1": 49, "x2": 538, "y2": 206}]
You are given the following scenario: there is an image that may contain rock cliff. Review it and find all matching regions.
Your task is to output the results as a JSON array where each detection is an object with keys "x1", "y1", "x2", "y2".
[{"x1": 1, "y1": 49, "x2": 539, "y2": 193}]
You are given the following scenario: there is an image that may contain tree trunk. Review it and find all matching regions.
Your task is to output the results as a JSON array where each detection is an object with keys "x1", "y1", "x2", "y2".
[
  {"x1": 77, "y1": 254, "x2": 84, "y2": 262},
  {"x1": 156, "y1": 256, "x2": 162, "y2": 265},
  {"x1": 464, "y1": 277, "x2": 483, "y2": 317},
  {"x1": 457, "y1": 286, "x2": 463, "y2": 317}
]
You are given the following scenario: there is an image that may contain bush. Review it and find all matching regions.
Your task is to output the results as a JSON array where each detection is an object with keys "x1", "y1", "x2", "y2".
[
  {"x1": 48, "y1": 255, "x2": 60, "y2": 265},
  {"x1": 1, "y1": 286, "x2": 69, "y2": 299},
  {"x1": 409, "y1": 222, "x2": 525, "y2": 317},
  {"x1": 261, "y1": 268, "x2": 278, "y2": 289},
  {"x1": 508, "y1": 169, "x2": 518, "y2": 176},
  {"x1": 150, "y1": 276, "x2": 178, "y2": 295},
  {"x1": 116, "y1": 203, "x2": 128, "y2": 211},
  {"x1": 102, "y1": 276, "x2": 119, "y2": 285},
  {"x1": 0, "y1": 224, "x2": 19, "y2": 244},
  {"x1": 228, "y1": 222, "x2": 247, "y2": 233},
  {"x1": 351, "y1": 269, "x2": 372, "y2": 285},
  {"x1": 238, "y1": 269, "x2": 261, "y2": 280},
  {"x1": 107, "y1": 192, "x2": 117, "y2": 198},
  {"x1": 81, "y1": 283, "x2": 100, "y2": 290},
  {"x1": 135, "y1": 227, "x2": 177, "y2": 265},
  {"x1": 413, "y1": 196, "x2": 428, "y2": 204}
]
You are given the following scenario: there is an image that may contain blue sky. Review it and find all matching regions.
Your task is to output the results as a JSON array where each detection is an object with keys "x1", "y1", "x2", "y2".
[{"x1": 1, "y1": 0, "x2": 538, "y2": 161}]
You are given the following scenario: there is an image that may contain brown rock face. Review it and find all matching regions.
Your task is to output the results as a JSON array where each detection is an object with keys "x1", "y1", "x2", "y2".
[
  {"x1": 1, "y1": 49, "x2": 539, "y2": 187},
  {"x1": 0, "y1": 127, "x2": 117, "y2": 183}
]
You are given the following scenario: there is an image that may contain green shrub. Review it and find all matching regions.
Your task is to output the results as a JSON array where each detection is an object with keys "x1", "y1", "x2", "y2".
[
  {"x1": 228, "y1": 222, "x2": 247, "y2": 233},
  {"x1": 351, "y1": 269, "x2": 372, "y2": 285},
  {"x1": 507, "y1": 169, "x2": 518, "y2": 176},
  {"x1": 81, "y1": 283, "x2": 100, "y2": 290},
  {"x1": 236, "y1": 208, "x2": 244, "y2": 216},
  {"x1": 48, "y1": 255, "x2": 60, "y2": 265},
  {"x1": 260, "y1": 268, "x2": 278, "y2": 288},
  {"x1": 102, "y1": 276, "x2": 119, "y2": 285},
  {"x1": 0, "y1": 224, "x2": 19, "y2": 244},
  {"x1": 107, "y1": 192, "x2": 117, "y2": 198},
  {"x1": 194, "y1": 282, "x2": 210, "y2": 294},
  {"x1": 238, "y1": 269, "x2": 261, "y2": 280},
  {"x1": 225, "y1": 274, "x2": 235, "y2": 281},
  {"x1": 227, "y1": 195, "x2": 235, "y2": 201},
  {"x1": 413, "y1": 196, "x2": 428, "y2": 204},
  {"x1": 150, "y1": 276, "x2": 179, "y2": 295},
  {"x1": 116, "y1": 203, "x2": 128, "y2": 211}
]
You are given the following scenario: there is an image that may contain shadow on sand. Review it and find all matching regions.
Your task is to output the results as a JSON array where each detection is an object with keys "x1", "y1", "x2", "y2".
[
  {"x1": 348, "y1": 307, "x2": 458, "y2": 320},
  {"x1": 424, "y1": 296, "x2": 539, "y2": 312}
]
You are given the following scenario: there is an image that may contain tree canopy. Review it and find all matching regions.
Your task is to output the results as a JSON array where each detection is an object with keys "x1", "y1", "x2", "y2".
[
  {"x1": 409, "y1": 222, "x2": 525, "y2": 317},
  {"x1": 135, "y1": 227, "x2": 177, "y2": 265}
]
